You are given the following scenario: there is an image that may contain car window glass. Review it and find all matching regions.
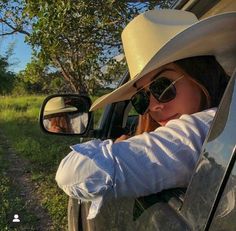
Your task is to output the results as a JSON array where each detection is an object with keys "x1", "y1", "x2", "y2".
[
  {"x1": 93, "y1": 107, "x2": 105, "y2": 129},
  {"x1": 180, "y1": 71, "x2": 236, "y2": 230}
]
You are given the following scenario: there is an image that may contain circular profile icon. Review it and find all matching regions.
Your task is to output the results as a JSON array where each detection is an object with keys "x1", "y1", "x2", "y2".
[{"x1": 12, "y1": 214, "x2": 20, "y2": 223}]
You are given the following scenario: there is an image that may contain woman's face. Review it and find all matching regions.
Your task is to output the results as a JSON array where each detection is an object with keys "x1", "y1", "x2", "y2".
[{"x1": 135, "y1": 63, "x2": 204, "y2": 126}]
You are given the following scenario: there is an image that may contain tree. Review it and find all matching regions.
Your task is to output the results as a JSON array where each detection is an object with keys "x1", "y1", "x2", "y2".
[
  {"x1": 0, "y1": 55, "x2": 15, "y2": 94},
  {"x1": 16, "y1": 59, "x2": 70, "y2": 94},
  {"x1": 0, "y1": 1, "x2": 175, "y2": 94},
  {"x1": 0, "y1": 43, "x2": 17, "y2": 94}
]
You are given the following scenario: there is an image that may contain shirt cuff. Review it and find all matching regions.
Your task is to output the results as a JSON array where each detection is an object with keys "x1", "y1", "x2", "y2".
[{"x1": 55, "y1": 139, "x2": 115, "y2": 219}]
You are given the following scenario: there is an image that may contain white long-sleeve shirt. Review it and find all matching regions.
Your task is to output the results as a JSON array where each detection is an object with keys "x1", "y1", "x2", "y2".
[{"x1": 55, "y1": 108, "x2": 216, "y2": 219}]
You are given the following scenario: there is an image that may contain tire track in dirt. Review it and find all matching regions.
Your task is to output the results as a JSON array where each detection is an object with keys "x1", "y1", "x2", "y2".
[{"x1": 0, "y1": 131, "x2": 53, "y2": 230}]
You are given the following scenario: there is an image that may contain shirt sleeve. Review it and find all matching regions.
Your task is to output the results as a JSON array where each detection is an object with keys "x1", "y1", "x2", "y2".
[{"x1": 55, "y1": 108, "x2": 217, "y2": 219}]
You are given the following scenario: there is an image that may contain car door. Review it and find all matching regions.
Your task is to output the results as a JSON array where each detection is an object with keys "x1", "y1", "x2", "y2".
[{"x1": 208, "y1": 152, "x2": 236, "y2": 231}]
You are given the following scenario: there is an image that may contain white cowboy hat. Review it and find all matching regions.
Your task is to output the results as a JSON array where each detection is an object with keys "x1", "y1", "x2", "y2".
[
  {"x1": 44, "y1": 97, "x2": 77, "y2": 116},
  {"x1": 90, "y1": 9, "x2": 236, "y2": 111}
]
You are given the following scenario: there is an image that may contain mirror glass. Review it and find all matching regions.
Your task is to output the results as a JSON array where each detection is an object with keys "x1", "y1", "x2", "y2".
[{"x1": 41, "y1": 95, "x2": 91, "y2": 135}]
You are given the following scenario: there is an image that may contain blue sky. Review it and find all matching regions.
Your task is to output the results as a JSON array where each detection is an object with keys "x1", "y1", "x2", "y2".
[{"x1": 0, "y1": 33, "x2": 32, "y2": 73}]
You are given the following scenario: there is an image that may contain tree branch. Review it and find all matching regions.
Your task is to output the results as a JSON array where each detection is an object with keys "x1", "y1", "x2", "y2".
[
  {"x1": 0, "y1": 18, "x2": 31, "y2": 36},
  {"x1": 53, "y1": 57, "x2": 78, "y2": 93},
  {"x1": 0, "y1": 31, "x2": 18, "y2": 36}
]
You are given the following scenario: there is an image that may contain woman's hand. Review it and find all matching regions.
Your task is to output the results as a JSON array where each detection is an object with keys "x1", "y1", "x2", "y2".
[
  {"x1": 135, "y1": 113, "x2": 160, "y2": 135},
  {"x1": 114, "y1": 113, "x2": 160, "y2": 142}
]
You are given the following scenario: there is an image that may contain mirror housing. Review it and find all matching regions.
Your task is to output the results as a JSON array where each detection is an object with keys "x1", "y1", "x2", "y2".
[{"x1": 39, "y1": 94, "x2": 92, "y2": 136}]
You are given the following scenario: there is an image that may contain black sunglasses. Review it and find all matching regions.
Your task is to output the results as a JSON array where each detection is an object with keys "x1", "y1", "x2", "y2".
[{"x1": 131, "y1": 75, "x2": 184, "y2": 115}]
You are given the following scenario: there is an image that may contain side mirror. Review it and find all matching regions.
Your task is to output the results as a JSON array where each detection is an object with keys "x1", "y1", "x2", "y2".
[{"x1": 39, "y1": 94, "x2": 92, "y2": 135}]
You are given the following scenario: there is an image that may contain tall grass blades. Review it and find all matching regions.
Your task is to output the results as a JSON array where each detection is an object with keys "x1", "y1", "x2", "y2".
[{"x1": 0, "y1": 95, "x2": 81, "y2": 230}]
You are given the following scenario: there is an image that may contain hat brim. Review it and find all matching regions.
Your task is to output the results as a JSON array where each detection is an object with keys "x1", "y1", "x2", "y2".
[
  {"x1": 90, "y1": 12, "x2": 236, "y2": 111},
  {"x1": 44, "y1": 107, "x2": 78, "y2": 116}
]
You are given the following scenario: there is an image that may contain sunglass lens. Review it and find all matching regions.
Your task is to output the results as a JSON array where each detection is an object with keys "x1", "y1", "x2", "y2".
[
  {"x1": 159, "y1": 84, "x2": 176, "y2": 102},
  {"x1": 131, "y1": 91, "x2": 149, "y2": 115},
  {"x1": 150, "y1": 77, "x2": 176, "y2": 103}
]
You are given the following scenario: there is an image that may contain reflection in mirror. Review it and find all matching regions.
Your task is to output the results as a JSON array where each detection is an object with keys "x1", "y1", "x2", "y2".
[{"x1": 42, "y1": 96, "x2": 90, "y2": 135}]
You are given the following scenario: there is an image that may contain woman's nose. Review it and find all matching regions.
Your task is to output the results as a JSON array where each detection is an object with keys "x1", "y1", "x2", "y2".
[{"x1": 148, "y1": 94, "x2": 164, "y2": 111}]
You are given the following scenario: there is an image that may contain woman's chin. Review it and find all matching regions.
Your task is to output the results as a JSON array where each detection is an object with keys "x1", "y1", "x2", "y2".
[
  {"x1": 158, "y1": 120, "x2": 170, "y2": 126},
  {"x1": 157, "y1": 114, "x2": 180, "y2": 126}
]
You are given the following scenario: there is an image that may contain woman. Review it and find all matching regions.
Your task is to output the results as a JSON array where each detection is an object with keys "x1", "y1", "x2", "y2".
[
  {"x1": 43, "y1": 97, "x2": 77, "y2": 133},
  {"x1": 55, "y1": 9, "x2": 236, "y2": 219},
  {"x1": 45, "y1": 114, "x2": 72, "y2": 133}
]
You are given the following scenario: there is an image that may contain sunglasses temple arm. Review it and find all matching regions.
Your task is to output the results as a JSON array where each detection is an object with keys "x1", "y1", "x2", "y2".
[{"x1": 159, "y1": 75, "x2": 184, "y2": 99}]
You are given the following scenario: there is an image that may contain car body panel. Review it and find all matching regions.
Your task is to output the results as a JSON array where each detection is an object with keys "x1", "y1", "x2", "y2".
[{"x1": 209, "y1": 149, "x2": 236, "y2": 231}]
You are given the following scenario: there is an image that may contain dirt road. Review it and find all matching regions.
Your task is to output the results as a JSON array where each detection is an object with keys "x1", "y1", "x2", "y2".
[{"x1": 0, "y1": 131, "x2": 53, "y2": 230}]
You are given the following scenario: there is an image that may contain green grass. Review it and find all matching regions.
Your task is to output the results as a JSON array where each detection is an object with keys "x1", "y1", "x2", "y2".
[
  {"x1": 90, "y1": 95, "x2": 105, "y2": 128},
  {"x1": 0, "y1": 95, "x2": 87, "y2": 230},
  {"x1": 0, "y1": 146, "x2": 38, "y2": 230}
]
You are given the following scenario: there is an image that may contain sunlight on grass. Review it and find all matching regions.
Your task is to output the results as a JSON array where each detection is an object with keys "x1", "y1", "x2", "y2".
[
  {"x1": 0, "y1": 95, "x2": 43, "y2": 122},
  {"x1": 0, "y1": 95, "x2": 80, "y2": 230}
]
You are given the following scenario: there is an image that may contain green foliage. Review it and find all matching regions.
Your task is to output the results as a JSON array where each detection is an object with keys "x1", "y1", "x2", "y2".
[
  {"x1": 1, "y1": 1, "x2": 175, "y2": 95},
  {"x1": 0, "y1": 54, "x2": 16, "y2": 95},
  {"x1": 24, "y1": 0, "x2": 138, "y2": 93},
  {"x1": 38, "y1": 175, "x2": 68, "y2": 229},
  {"x1": 0, "y1": 147, "x2": 38, "y2": 230},
  {"x1": 0, "y1": 0, "x2": 173, "y2": 95},
  {"x1": 15, "y1": 59, "x2": 70, "y2": 94},
  {"x1": 0, "y1": 0, "x2": 31, "y2": 36},
  {"x1": 0, "y1": 95, "x2": 83, "y2": 229}
]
